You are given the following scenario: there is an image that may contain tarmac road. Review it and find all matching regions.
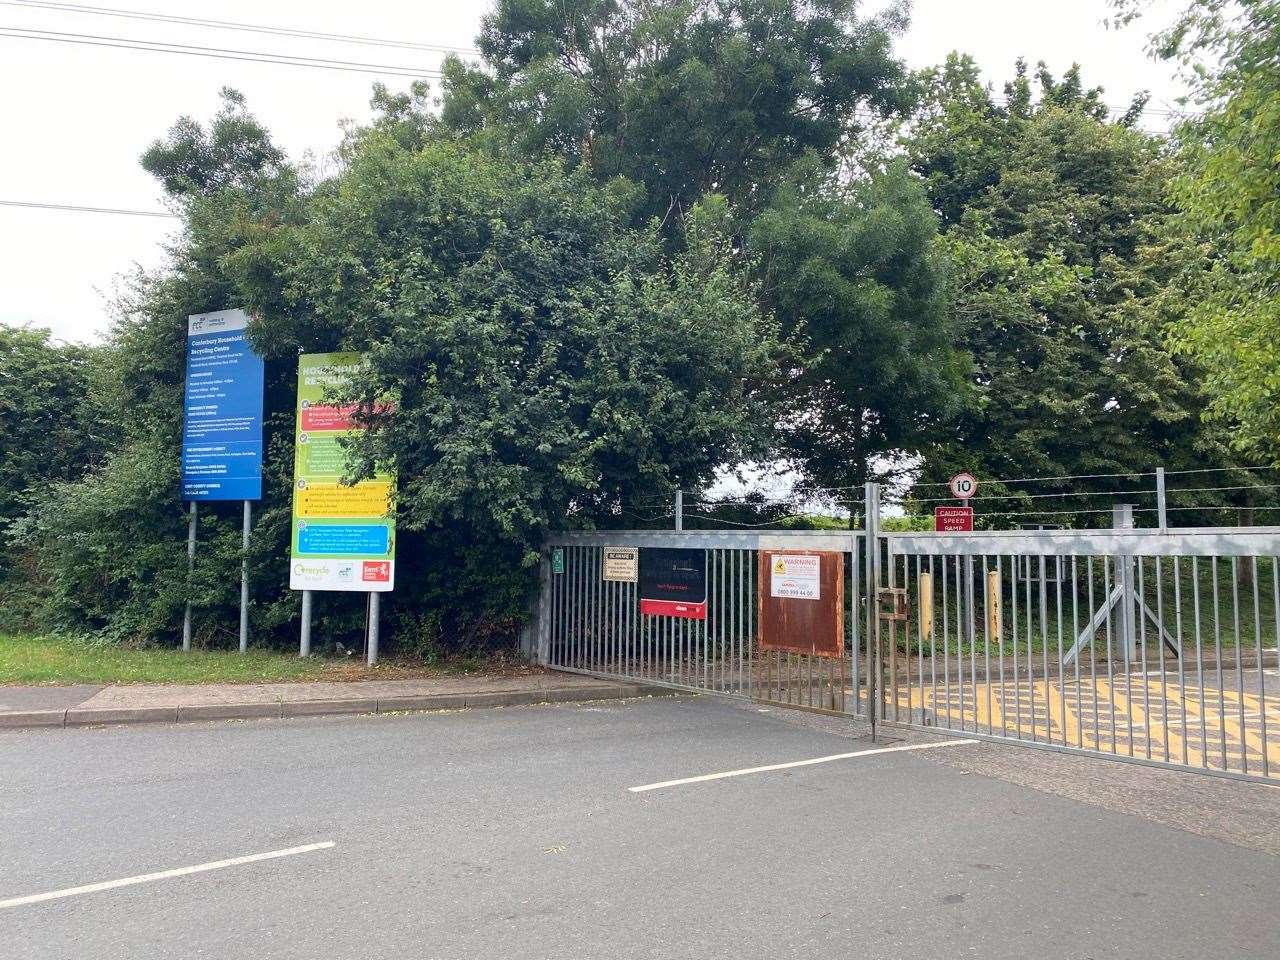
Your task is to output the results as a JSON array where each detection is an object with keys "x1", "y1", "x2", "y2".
[{"x1": 2, "y1": 696, "x2": 1278, "y2": 959}]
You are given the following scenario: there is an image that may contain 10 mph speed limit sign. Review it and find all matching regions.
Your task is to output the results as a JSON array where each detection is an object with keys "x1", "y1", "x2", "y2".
[{"x1": 949, "y1": 472, "x2": 977, "y2": 500}]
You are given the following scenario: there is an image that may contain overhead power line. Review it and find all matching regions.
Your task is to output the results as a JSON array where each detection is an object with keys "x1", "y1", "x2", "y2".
[
  {"x1": 0, "y1": 26, "x2": 446, "y2": 77},
  {"x1": 5, "y1": 0, "x2": 479, "y2": 55},
  {"x1": 0, "y1": 199, "x2": 175, "y2": 217}
]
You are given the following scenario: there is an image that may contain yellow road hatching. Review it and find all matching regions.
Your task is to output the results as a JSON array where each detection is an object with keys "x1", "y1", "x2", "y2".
[{"x1": 881, "y1": 671, "x2": 1280, "y2": 778}]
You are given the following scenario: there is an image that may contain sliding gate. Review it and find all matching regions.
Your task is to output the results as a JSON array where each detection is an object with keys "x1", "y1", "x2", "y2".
[
  {"x1": 537, "y1": 522, "x2": 1280, "y2": 784},
  {"x1": 538, "y1": 530, "x2": 866, "y2": 713},
  {"x1": 881, "y1": 527, "x2": 1280, "y2": 783}
]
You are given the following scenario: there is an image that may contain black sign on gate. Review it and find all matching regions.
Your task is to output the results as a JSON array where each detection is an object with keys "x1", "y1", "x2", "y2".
[{"x1": 639, "y1": 548, "x2": 707, "y2": 620}]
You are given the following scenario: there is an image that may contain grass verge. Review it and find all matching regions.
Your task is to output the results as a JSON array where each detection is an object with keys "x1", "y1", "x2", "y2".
[{"x1": 0, "y1": 634, "x2": 523, "y2": 686}]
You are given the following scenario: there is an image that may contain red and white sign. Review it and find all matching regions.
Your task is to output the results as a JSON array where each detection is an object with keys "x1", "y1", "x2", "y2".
[
  {"x1": 935, "y1": 505, "x2": 974, "y2": 532},
  {"x1": 949, "y1": 472, "x2": 977, "y2": 500},
  {"x1": 638, "y1": 598, "x2": 707, "y2": 620},
  {"x1": 300, "y1": 404, "x2": 358, "y2": 432},
  {"x1": 362, "y1": 560, "x2": 391, "y2": 582}
]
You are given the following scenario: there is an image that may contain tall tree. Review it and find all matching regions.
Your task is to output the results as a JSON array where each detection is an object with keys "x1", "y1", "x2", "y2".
[
  {"x1": 13, "y1": 90, "x2": 308, "y2": 643},
  {"x1": 232, "y1": 137, "x2": 780, "y2": 548},
  {"x1": 438, "y1": 0, "x2": 912, "y2": 227},
  {"x1": 904, "y1": 57, "x2": 1242, "y2": 513},
  {"x1": 13, "y1": 93, "x2": 780, "y2": 650},
  {"x1": 749, "y1": 161, "x2": 963, "y2": 492},
  {"x1": 1114, "y1": 0, "x2": 1280, "y2": 462}
]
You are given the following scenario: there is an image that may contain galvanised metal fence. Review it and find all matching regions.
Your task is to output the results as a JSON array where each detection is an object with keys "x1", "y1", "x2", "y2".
[
  {"x1": 535, "y1": 493, "x2": 1280, "y2": 784},
  {"x1": 537, "y1": 530, "x2": 866, "y2": 713},
  {"x1": 885, "y1": 526, "x2": 1280, "y2": 783}
]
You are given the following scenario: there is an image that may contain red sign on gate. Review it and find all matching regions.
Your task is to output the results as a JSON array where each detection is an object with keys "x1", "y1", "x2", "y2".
[{"x1": 934, "y1": 505, "x2": 974, "y2": 532}]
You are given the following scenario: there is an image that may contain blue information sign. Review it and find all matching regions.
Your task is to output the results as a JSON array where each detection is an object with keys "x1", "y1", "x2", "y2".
[{"x1": 181, "y1": 309, "x2": 265, "y2": 501}]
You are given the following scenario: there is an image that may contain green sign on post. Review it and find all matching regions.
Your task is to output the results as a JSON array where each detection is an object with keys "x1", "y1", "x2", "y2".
[{"x1": 552, "y1": 548, "x2": 565, "y2": 575}]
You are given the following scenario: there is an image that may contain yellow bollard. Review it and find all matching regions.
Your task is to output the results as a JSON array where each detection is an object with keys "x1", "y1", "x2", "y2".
[
  {"x1": 919, "y1": 572, "x2": 934, "y2": 643},
  {"x1": 987, "y1": 569, "x2": 1002, "y2": 649}
]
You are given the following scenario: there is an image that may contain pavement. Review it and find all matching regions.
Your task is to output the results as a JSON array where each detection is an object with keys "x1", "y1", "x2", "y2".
[
  {"x1": 2, "y1": 696, "x2": 1278, "y2": 959},
  {"x1": 0, "y1": 671, "x2": 660, "y2": 728}
]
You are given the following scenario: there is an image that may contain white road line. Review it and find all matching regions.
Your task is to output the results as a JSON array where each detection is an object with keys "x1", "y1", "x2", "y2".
[
  {"x1": 0, "y1": 841, "x2": 335, "y2": 910},
  {"x1": 627, "y1": 739, "x2": 979, "y2": 793}
]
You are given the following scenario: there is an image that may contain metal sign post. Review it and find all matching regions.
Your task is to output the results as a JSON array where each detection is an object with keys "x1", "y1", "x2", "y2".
[
  {"x1": 182, "y1": 502, "x2": 197, "y2": 652},
  {"x1": 239, "y1": 500, "x2": 252, "y2": 653},
  {"x1": 299, "y1": 590, "x2": 313, "y2": 657},
  {"x1": 367, "y1": 592, "x2": 380, "y2": 666},
  {"x1": 1156, "y1": 466, "x2": 1168, "y2": 532}
]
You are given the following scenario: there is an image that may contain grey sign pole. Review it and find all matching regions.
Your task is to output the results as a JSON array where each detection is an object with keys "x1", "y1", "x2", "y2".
[
  {"x1": 182, "y1": 501, "x2": 197, "y2": 652},
  {"x1": 239, "y1": 500, "x2": 251, "y2": 653},
  {"x1": 299, "y1": 589, "x2": 312, "y2": 657},
  {"x1": 367, "y1": 592, "x2": 381, "y2": 666},
  {"x1": 674, "y1": 490, "x2": 683, "y2": 531}
]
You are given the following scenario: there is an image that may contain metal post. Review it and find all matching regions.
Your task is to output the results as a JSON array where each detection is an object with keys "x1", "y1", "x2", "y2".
[
  {"x1": 1156, "y1": 467, "x2": 1167, "y2": 532},
  {"x1": 864, "y1": 482, "x2": 881, "y2": 739},
  {"x1": 674, "y1": 490, "x2": 683, "y2": 531},
  {"x1": 536, "y1": 553, "x2": 551, "y2": 665},
  {"x1": 299, "y1": 589, "x2": 312, "y2": 657},
  {"x1": 182, "y1": 501, "x2": 197, "y2": 652},
  {"x1": 367, "y1": 592, "x2": 380, "y2": 666},
  {"x1": 239, "y1": 500, "x2": 251, "y2": 653},
  {"x1": 1114, "y1": 504, "x2": 1137, "y2": 659}
]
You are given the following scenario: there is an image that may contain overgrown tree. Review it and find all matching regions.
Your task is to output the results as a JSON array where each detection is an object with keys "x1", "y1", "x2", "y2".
[
  {"x1": 232, "y1": 135, "x2": 781, "y2": 555},
  {"x1": 14, "y1": 92, "x2": 780, "y2": 651},
  {"x1": 749, "y1": 161, "x2": 964, "y2": 493},
  {"x1": 1114, "y1": 0, "x2": 1280, "y2": 462},
  {"x1": 437, "y1": 0, "x2": 912, "y2": 227},
  {"x1": 0, "y1": 326, "x2": 106, "y2": 558},
  {"x1": 903, "y1": 57, "x2": 1245, "y2": 518},
  {"x1": 14, "y1": 90, "x2": 309, "y2": 643}
]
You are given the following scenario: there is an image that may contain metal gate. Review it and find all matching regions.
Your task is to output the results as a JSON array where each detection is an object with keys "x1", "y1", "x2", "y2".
[
  {"x1": 880, "y1": 525, "x2": 1280, "y2": 784},
  {"x1": 534, "y1": 494, "x2": 1280, "y2": 784},
  {"x1": 536, "y1": 530, "x2": 867, "y2": 714}
]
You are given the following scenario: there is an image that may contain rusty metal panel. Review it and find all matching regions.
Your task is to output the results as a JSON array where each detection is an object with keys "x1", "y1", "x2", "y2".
[{"x1": 757, "y1": 550, "x2": 844, "y2": 658}]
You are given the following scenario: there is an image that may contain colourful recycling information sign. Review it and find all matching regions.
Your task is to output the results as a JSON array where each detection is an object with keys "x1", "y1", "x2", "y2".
[{"x1": 289, "y1": 353, "x2": 396, "y2": 593}]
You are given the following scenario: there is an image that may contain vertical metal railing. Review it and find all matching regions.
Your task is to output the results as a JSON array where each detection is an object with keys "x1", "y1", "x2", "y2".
[
  {"x1": 542, "y1": 531, "x2": 868, "y2": 717},
  {"x1": 883, "y1": 527, "x2": 1280, "y2": 783}
]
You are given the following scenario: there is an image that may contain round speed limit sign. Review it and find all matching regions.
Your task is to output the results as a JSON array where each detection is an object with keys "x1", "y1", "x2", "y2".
[{"x1": 949, "y1": 472, "x2": 977, "y2": 500}]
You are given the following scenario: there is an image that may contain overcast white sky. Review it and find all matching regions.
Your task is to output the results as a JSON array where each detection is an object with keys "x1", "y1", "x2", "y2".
[{"x1": 0, "y1": 0, "x2": 1188, "y2": 344}]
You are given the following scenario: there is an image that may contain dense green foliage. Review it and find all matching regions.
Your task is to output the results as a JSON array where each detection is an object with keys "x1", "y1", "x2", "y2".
[
  {"x1": 435, "y1": 0, "x2": 954, "y2": 488},
  {"x1": 1114, "y1": 0, "x2": 1280, "y2": 462},
  {"x1": 0, "y1": 326, "x2": 108, "y2": 627},
  {"x1": 750, "y1": 162, "x2": 962, "y2": 490},
  {"x1": 0, "y1": 327, "x2": 105, "y2": 539},
  {"x1": 439, "y1": 0, "x2": 909, "y2": 226},
  {"x1": 902, "y1": 57, "x2": 1250, "y2": 517},
  {"x1": 9, "y1": 87, "x2": 778, "y2": 651}
]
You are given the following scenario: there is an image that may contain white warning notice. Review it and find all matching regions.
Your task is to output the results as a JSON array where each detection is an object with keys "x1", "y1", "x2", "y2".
[{"x1": 770, "y1": 554, "x2": 821, "y2": 600}]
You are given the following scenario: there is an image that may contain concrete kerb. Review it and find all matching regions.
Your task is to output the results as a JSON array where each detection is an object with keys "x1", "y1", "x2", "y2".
[
  {"x1": 0, "y1": 683, "x2": 673, "y2": 730},
  {"x1": 0, "y1": 709, "x2": 69, "y2": 729},
  {"x1": 65, "y1": 706, "x2": 180, "y2": 727}
]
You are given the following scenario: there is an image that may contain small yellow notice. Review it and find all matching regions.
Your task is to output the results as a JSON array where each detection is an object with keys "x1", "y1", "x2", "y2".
[{"x1": 297, "y1": 481, "x2": 391, "y2": 519}]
